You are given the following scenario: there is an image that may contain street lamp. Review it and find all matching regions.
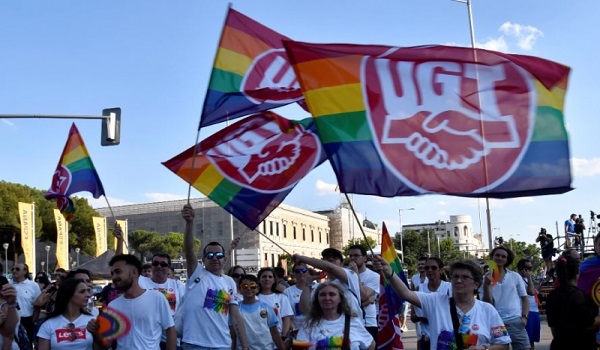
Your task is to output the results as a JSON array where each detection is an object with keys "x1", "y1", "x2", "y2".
[
  {"x1": 45, "y1": 245, "x2": 51, "y2": 274},
  {"x1": 399, "y1": 208, "x2": 415, "y2": 263},
  {"x1": 41, "y1": 261, "x2": 45, "y2": 274},
  {"x1": 2, "y1": 243, "x2": 8, "y2": 274},
  {"x1": 75, "y1": 248, "x2": 80, "y2": 266}
]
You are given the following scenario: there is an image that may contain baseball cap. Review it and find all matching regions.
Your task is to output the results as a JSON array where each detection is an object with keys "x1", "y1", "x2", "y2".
[{"x1": 321, "y1": 248, "x2": 344, "y2": 261}]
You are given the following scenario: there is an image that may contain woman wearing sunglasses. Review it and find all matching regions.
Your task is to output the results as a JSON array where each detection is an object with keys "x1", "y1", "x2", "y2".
[
  {"x1": 375, "y1": 256, "x2": 510, "y2": 350},
  {"x1": 257, "y1": 268, "x2": 293, "y2": 341},
  {"x1": 411, "y1": 257, "x2": 452, "y2": 350},
  {"x1": 37, "y1": 278, "x2": 94, "y2": 350},
  {"x1": 283, "y1": 263, "x2": 312, "y2": 331},
  {"x1": 230, "y1": 275, "x2": 285, "y2": 350},
  {"x1": 228, "y1": 266, "x2": 247, "y2": 303}
]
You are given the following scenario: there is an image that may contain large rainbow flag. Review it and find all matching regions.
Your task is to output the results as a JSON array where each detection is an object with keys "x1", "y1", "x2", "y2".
[
  {"x1": 284, "y1": 42, "x2": 572, "y2": 198},
  {"x1": 199, "y1": 8, "x2": 304, "y2": 128},
  {"x1": 164, "y1": 111, "x2": 325, "y2": 229},
  {"x1": 45, "y1": 123, "x2": 105, "y2": 221},
  {"x1": 378, "y1": 222, "x2": 408, "y2": 349}
]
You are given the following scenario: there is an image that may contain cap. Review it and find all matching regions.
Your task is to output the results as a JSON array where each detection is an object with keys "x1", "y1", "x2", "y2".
[{"x1": 321, "y1": 248, "x2": 344, "y2": 261}]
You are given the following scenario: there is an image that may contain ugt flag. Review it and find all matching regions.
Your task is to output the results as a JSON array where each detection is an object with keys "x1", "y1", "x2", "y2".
[
  {"x1": 45, "y1": 123, "x2": 106, "y2": 221},
  {"x1": 284, "y1": 42, "x2": 572, "y2": 198},
  {"x1": 199, "y1": 8, "x2": 304, "y2": 128},
  {"x1": 163, "y1": 111, "x2": 325, "y2": 230}
]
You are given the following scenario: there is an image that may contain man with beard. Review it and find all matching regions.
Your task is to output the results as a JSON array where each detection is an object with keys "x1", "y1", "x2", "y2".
[
  {"x1": 91, "y1": 254, "x2": 176, "y2": 350},
  {"x1": 180, "y1": 204, "x2": 249, "y2": 350}
]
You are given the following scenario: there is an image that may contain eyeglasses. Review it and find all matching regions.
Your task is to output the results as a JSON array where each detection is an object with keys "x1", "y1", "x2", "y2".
[
  {"x1": 294, "y1": 268, "x2": 308, "y2": 274},
  {"x1": 241, "y1": 283, "x2": 258, "y2": 290},
  {"x1": 451, "y1": 275, "x2": 475, "y2": 282},
  {"x1": 424, "y1": 266, "x2": 439, "y2": 271},
  {"x1": 66, "y1": 322, "x2": 77, "y2": 341},
  {"x1": 204, "y1": 252, "x2": 225, "y2": 260},
  {"x1": 152, "y1": 261, "x2": 169, "y2": 267},
  {"x1": 231, "y1": 273, "x2": 243, "y2": 279},
  {"x1": 11, "y1": 267, "x2": 21, "y2": 271}
]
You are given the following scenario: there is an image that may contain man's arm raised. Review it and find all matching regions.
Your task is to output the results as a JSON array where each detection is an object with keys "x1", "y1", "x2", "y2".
[
  {"x1": 294, "y1": 254, "x2": 348, "y2": 284},
  {"x1": 182, "y1": 204, "x2": 198, "y2": 277}
]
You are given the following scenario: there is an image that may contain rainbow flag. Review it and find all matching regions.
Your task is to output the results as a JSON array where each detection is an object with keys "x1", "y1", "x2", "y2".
[
  {"x1": 200, "y1": 8, "x2": 304, "y2": 128},
  {"x1": 163, "y1": 111, "x2": 325, "y2": 229},
  {"x1": 284, "y1": 42, "x2": 572, "y2": 198},
  {"x1": 377, "y1": 222, "x2": 408, "y2": 350},
  {"x1": 45, "y1": 123, "x2": 105, "y2": 221}
]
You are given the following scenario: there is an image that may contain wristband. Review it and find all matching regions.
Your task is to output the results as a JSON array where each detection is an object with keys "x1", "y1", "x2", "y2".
[{"x1": 386, "y1": 270, "x2": 394, "y2": 279}]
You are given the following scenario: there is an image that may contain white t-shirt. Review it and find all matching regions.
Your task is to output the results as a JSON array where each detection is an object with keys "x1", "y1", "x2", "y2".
[
  {"x1": 411, "y1": 273, "x2": 428, "y2": 290},
  {"x1": 357, "y1": 268, "x2": 379, "y2": 327},
  {"x1": 283, "y1": 284, "x2": 308, "y2": 328},
  {"x1": 181, "y1": 263, "x2": 239, "y2": 347},
  {"x1": 108, "y1": 290, "x2": 174, "y2": 350},
  {"x1": 414, "y1": 281, "x2": 452, "y2": 339},
  {"x1": 37, "y1": 314, "x2": 95, "y2": 350},
  {"x1": 139, "y1": 276, "x2": 185, "y2": 342},
  {"x1": 232, "y1": 300, "x2": 279, "y2": 350},
  {"x1": 329, "y1": 269, "x2": 363, "y2": 319},
  {"x1": 12, "y1": 279, "x2": 42, "y2": 317},
  {"x1": 416, "y1": 292, "x2": 511, "y2": 349},
  {"x1": 258, "y1": 292, "x2": 293, "y2": 334},
  {"x1": 296, "y1": 314, "x2": 373, "y2": 350},
  {"x1": 490, "y1": 270, "x2": 527, "y2": 320},
  {"x1": 521, "y1": 277, "x2": 539, "y2": 313}
]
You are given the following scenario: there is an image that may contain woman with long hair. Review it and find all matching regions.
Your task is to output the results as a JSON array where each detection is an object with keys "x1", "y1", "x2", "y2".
[
  {"x1": 412, "y1": 257, "x2": 452, "y2": 350},
  {"x1": 546, "y1": 255, "x2": 600, "y2": 349},
  {"x1": 257, "y1": 267, "x2": 293, "y2": 338},
  {"x1": 36, "y1": 279, "x2": 94, "y2": 350},
  {"x1": 482, "y1": 246, "x2": 530, "y2": 350},
  {"x1": 376, "y1": 256, "x2": 510, "y2": 350},
  {"x1": 296, "y1": 282, "x2": 374, "y2": 350}
]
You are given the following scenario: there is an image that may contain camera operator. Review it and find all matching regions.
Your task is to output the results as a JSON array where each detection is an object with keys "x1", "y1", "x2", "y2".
[
  {"x1": 574, "y1": 215, "x2": 585, "y2": 250},
  {"x1": 536, "y1": 228, "x2": 555, "y2": 276}
]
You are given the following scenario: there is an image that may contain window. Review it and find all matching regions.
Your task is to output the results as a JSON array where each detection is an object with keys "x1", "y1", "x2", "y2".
[
  {"x1": 302, "y1": 228, "x2": 306, "y2": 241},
  {"x1": 270, "y1": 221, "x2": 273, "y2": 236},
  {"x1": 283, "y1": 224, "x2": 287, "y2": 238},
  {"x1": 463, "y1": 225, "x2": 468, "y2": 237},
  {"x1": 276, "y1": 223, "x2": 279, "y2": 236},
  {"x1": 293, "y1": 227, "x2": 297, "y2": 240},
  {"x1": 319, "y1": 231, "x2": 322, "y2": 243},
  {"x1": 454, "y1": 227, "x2": 458, "y2": 237},
  {"x1": 311, "y1": 229, "x2": 314, "y2": 242}
]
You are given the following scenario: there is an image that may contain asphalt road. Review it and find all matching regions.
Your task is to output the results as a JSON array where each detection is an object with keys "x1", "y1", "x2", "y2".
[{"x1": 400, "y1": 314, "x2": 552, "y2": 350}]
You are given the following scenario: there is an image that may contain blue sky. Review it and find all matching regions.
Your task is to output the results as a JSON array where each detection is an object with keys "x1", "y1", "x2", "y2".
[{"x1": 1, "y1": 1, "x2": 599, "y2": 250}]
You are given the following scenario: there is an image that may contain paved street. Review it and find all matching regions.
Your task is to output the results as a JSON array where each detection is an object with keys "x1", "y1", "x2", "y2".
[{"x1": 400, "y1": 314, "x2": 552, "y2": 349}]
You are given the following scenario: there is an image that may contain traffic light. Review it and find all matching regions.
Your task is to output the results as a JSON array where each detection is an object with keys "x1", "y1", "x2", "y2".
[{"x1": 101, "y1": 108, "x2": 121, "y2": 146}]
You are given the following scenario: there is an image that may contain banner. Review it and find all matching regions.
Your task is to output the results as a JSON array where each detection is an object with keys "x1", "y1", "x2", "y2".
[
  {"x1": 93, "y1": 216, "x2": 107, "y2": 257},
  {"x1": 54, "y1": 209, "x2": 69, "y2": 270},
  {"x1": 115, "y1": 219, "x2": 128, "y2": 254},
  {"x1": 18, "y1": 202, "x2": 35, "y2": 275}
]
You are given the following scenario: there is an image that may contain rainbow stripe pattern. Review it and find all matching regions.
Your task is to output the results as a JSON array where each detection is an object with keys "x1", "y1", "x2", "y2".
[
  {"x1": 45, "y1": 123, "x2": 105, "y2": 220},
  {"x1": 377, "y1": 222, "x2": 408, "y2": 349},
  {"x1": 164, "y1": 111, "x2": 324, "y2": 230},
  {"x1": 284, "y1": 41, "x2": 572, "y2": 198},
  {"x1": 97, "y1": 306, "x2": 131, "y2": 346},
  {"x1": 200, "y1": 8, "x2": 302, "y2": 128}
]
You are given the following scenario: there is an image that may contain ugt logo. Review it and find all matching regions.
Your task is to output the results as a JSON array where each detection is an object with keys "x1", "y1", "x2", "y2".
[{"x1": 363, "y1": 56, "x2": 536, "y2": 193}]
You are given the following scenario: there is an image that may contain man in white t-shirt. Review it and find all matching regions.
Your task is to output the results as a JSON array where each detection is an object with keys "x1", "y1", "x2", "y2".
[
  {"x1": 348, "y1": 244, "x2": 380, "y2": 343},
  {"x1": 181, "y1": 204, "x2": 249, "y2": 350},
  {"x1": 409, "y1": 256, "x2": 428, "y2": 335},
  {"x1": 90, "y1": 254, "x2": 176, "y2": 350},
  {"x1": 11, "y1": 262, "x2": 41, "y2": 346}
]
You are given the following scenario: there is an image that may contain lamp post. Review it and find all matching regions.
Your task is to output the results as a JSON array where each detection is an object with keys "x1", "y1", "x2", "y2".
[
  {"x1": 2, "y1": 243, "x2": 8, "y2": 274},
  {"x1": 75, "y1": 248, "x2": 80, "y2": 266},
  {"x1": 41, "y1": 261, "x2": 45, "y2": 274},
  {"x1": 45, "y1": 245, "x2": 51, "y2": 274},
  {"x1": 399, "y1": 208, "x2": 415, "y2": 263}
]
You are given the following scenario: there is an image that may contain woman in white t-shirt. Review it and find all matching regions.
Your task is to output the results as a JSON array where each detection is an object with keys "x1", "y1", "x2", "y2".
[
  {"x1": 257, "y1": 267, "x2": 293, "y2": 338},
  {"x1": 283, "y1": 262, "x2": 313, "y2": 331},
  {"x1": 296, "y1": 282, "x2": 374, "y2": 350},
  {"x1": 37, "y1": 278, "x2": 95, "y2": 350}
]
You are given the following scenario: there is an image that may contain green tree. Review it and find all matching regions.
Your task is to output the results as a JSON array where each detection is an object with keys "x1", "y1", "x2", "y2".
[
  {"x1": 129, "y1": 229, "x2": 200, "y2": 261},
  {"x1": 342, "y1": 236, "x2": 378, "y2": 257},
  {"x1": 439, "y1": 238, "x2": 463, "y2": 262}
]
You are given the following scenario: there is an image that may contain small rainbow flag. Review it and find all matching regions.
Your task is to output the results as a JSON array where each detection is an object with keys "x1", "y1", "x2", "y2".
[
  {"x1": 164, "y1": 111, "x2": 324, "y2": 229},
  {"x1": 97, "y1": 306, "x2": 131, "y2": 346},
  {"x1": 284, "y1": 41, "x2": 572, "y2": 199},
  {"x1": 45, "y1": 123, "x2": 105, "y2": 221},
  {"x1": 200, "y1": 8, "x2": 303, "y2": 128}
]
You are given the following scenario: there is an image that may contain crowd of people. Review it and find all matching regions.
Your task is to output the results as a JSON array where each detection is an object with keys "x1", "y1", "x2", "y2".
[{"x1": 0, "y1": 206, "x2": 598, "y2": 350}]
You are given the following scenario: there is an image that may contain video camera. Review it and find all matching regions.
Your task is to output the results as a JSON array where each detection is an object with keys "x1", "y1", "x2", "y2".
[{"x1": 592, "y1": 210, "x2": 600, "y2": 219}]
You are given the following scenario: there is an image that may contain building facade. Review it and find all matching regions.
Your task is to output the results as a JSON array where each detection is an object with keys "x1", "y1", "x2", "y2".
[{"x1": 316, "y1": 199, "x2": 381, "y2": 250}]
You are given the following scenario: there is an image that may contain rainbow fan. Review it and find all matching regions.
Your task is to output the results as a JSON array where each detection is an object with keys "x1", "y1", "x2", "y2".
[
  {"x1": 97, "y1": 306, "x2": 131, "y2": 345},
  {"x1": 577, "y1": 255, "x2": 600, "y2": 306},
  {"x1": 486, "y1": 260, "x2": 500, "y2": 286}
]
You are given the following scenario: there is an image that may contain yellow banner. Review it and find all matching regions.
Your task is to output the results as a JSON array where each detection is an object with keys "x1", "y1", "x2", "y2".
[
  {"x1": 115, "y1": 219, "x2": 129, "y2": 254},
  {"x1": 93, "y1": 217, "x2": 107, "y2": 257},
  {"x1": 54, "y1": 209, "x2": 69, "y2": 270},
  {"x1": 18, "y1": 202, "x2": 35, "y2": 274}
]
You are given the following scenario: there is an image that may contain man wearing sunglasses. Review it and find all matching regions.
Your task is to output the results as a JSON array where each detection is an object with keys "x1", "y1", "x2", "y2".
[
  {"x1": 11, "y1": 262, "x2": 41, "y2": 346},
  {"x1": 181, "y1": 204, "x2": 249, "y2": 350},
  {"x1": 348, "y1": 245, "x2": 380, "y2": 342}
]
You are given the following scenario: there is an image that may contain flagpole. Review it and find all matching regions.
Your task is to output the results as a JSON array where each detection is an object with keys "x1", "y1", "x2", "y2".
[
  {"x1": 453, "y1": 0, "x2": 494, "y2": 251},
  {"x1": 342, "y1": 192, "x2": 375, "y2": 256},
  {"x1": 103, "y1": 196, "x2": 129, "y2": 251}
]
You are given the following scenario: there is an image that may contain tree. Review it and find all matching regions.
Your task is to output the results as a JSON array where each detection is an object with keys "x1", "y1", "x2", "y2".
[
  {"x1": 342, "y1": 236, "x2": 378, "y2": 257},
  {"x1": 439, "y1": 238, "x2": 463, "y2": 262},
  {"x1": 129, "y1": 229, "x2": 200, "y2": 261}
]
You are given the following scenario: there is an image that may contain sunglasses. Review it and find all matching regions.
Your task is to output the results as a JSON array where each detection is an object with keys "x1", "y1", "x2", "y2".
[
  {"x1": 294, "y1": 268, "x2": 308, "y2": 274},
  {"x1": 66, "y1": 322, "x2": 78, "y2": 341},
  {"x1": 204, "y1": 252, "x2": 225, "y2": 260},
  {"x1": 241, "y1": 283, "x2": 258, "y2": 290},
  {"x1": 231, "y1": 273, "x2": 244, "y2": 279},
  {"x1": 11, "y1": 267, "x2": 21, "y2": 271},
  {"x1": 424, "y1": 266, "x2": 439, "y2": 271},
  {"x1": 152, "y1": 261, "x2": 169, "y2": 267}
]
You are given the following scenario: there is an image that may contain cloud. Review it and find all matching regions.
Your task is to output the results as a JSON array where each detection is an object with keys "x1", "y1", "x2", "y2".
[
  {"x1": 499, "y1": 22, "x2": 543, "y2": 51},
  {"x1": 477, "y1": 37, "x2": 509, "y2": 52},
  {"x1": 145, "y1": 192, "x2": 187, "y2": 202},
  {"x1": 572, "y1": 157, "x2": 600, "y2": 177},
  {"x1": 315, "y1": 179, "x2": 338, "y2": 196},
  {"x1": 1, "y1": 119, "x2": 15, "y2": 127}
]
